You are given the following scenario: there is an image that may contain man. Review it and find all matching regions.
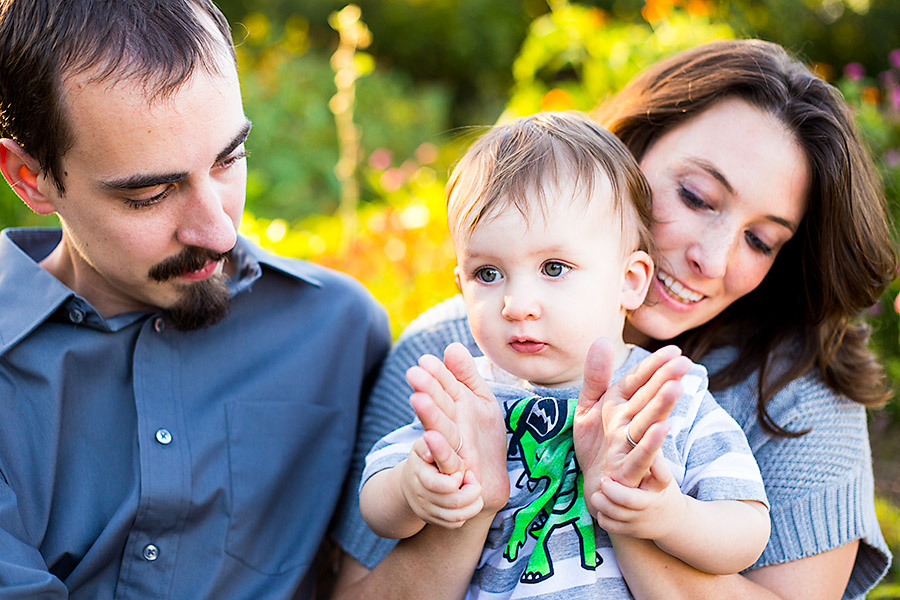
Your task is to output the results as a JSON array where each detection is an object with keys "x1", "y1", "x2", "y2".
[{"x1": 0, "y1": 1, "x2": 390, "y2": 597}]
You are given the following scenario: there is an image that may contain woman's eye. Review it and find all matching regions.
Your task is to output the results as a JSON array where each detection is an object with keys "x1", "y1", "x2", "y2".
[
  {"x1": 678, "y1": 185, "x2": 709, "y2": 210},
  {"x1": 744, "y1": 231, "x2": 774, "y2": 256},
  {"x1": 541, "y1": 261, "x2": 571, "y2": 278},
  {"x1": 474, "y1": 267, "x2": 501, "y2": 283}
]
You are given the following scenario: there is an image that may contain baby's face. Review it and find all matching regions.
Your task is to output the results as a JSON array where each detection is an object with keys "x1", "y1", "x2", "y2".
[{"x1": 454, "y1": 176, "x2": 651, "y2": 388}]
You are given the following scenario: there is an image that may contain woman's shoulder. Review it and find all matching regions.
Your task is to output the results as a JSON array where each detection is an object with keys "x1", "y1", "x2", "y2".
[
  {"x1": 699, "y1": 349, "x2": 890, "y2": 592},
  {"x1": 699, "y1": 345, "x2": 866, "y2": 437},
  {"x1": 393, "y1": 295, "x2": 480, "y2": 359}
]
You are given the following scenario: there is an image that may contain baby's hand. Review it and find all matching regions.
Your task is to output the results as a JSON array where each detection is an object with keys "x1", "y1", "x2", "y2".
[
  {"x1": 589, "y1": 453, "x2": 685, "y2": 542},
  {"x1": 399, "y1": 435, "x2": 484, "y2": 529}
]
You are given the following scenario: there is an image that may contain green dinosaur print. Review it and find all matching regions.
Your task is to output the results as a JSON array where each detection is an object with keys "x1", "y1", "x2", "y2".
[{"x1": 504, "y1": 396, "x2": 597, "y2": 583}]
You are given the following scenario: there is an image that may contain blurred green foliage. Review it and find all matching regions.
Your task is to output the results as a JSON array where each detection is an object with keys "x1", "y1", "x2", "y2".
[
  {"x1": 837, "y1": 57, "x2": 900, "y2": 419},
  {"x1": 216, "y1": 0, "x2": 900, "y2": 127},
  {"x1": 872, "y1": 495, "x2": 900, "y2": 595},
  {"x1": 235, "y1": 13, "x2": 453, "y2": 220}
]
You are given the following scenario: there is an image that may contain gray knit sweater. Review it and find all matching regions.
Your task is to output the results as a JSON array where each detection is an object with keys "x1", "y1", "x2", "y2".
[{"x1": 331, "y1": 295, "x2": 891, "y2": 599}]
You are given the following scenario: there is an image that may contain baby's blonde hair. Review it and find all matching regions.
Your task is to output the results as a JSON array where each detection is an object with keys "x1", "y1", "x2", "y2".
[{"x1": 446, "y1": 111, "x2": 653, "y2": 256}]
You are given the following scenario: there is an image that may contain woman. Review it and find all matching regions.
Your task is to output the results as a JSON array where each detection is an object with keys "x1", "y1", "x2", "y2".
[{"x1": 330, "y1": 39, "x2": 897, "y2": 599}]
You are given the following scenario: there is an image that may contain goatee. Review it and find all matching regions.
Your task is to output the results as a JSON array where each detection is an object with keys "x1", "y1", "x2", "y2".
[{"x1": 149, "y1": 246, "x2": 233, "y2": 331}]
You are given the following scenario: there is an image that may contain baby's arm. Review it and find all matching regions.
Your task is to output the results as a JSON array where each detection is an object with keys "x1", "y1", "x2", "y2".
[
  {"x1": 359, "y1": 432, "x2": 483, "y2": 539},
  {"x1": 592, "y1": 472, "x2": 770, "y2": 574}
]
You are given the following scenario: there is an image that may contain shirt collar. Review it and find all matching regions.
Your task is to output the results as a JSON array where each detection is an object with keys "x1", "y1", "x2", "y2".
[
  {"x1": 0, "y1": 229, "x2": 322, "y2": 355},
  {"x1": 0, "y1": 228, "x2": 76, "y2": 354},
  {"x1": 231, "y1": 235, "x2": 323, "y2": 291}
]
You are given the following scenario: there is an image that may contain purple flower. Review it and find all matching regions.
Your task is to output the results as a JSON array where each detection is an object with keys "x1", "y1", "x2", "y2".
[
  {"x1": 890, "y1": 49, "x2": 900, "y2": 70},
  {"x1": 892, "y1": 86, "x2": 900, "y2": 111},
  {"x1": 844, "y1": 62, "x2": 865, "y2": 81},
  {"x1": 885, "y1": 149, "x2": 900, "y2": 169}
]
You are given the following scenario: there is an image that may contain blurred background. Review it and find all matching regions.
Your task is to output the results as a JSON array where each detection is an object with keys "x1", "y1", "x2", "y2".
[{"x1": 2, "y1": 0, "x2": 899, "y2": 593}]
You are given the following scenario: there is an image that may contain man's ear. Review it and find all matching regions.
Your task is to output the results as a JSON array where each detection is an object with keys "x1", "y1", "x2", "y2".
[
  {"x1": 0, "y1": 139, "x2": 56, "y2": 215},
  {"x1": 621, "y1": 250, "x2": 653, "y2": 311}
]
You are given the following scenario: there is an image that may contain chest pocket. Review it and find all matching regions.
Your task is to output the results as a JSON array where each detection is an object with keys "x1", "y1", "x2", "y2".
[{"x1": 224, "y1": 399, "x2": 349, "y2": 574}]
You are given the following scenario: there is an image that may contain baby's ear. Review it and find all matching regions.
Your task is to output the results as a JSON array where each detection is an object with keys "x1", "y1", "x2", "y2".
[
  {"x1": 0, "y1": 139, "x2": 56, "y2": 215},
  {"x1": 621, "y1": 250, "x2": 653, "y2": 311},
  {"x1": 454, "y1": 265, "x2": 463, "y2": 290}
]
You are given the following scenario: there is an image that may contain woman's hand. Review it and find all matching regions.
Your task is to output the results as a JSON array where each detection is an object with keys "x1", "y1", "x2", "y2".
[
  {"x1": 573, "y1": 339, "x2": 691, "y2": 511},
  {"x1": 405, "y1": 342, "x2": 510, "y2": 514}
]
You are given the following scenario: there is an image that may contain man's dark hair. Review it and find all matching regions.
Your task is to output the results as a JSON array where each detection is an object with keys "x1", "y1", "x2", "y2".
[{"x1": 0, "y1": 0, "x2": 235, "y2": 193}]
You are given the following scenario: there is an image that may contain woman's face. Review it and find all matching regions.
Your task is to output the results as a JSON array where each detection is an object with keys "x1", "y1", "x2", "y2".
[{"x1": 627, "y1": 97, "x2": 810, "y2": 344}]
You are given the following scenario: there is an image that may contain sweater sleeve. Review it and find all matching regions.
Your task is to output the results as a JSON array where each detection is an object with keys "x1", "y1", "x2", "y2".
[
  {"x1": 713, "y1": 362, "x2": 891, "y2": 599},
  {"x1": 330, "y1": 295, "x2": 479, "y2": 568}
]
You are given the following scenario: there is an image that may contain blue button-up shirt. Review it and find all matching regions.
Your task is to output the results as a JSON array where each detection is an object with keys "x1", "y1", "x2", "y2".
[{"x1": 0, "y1": 228, "x2": 390, "y2": 599}]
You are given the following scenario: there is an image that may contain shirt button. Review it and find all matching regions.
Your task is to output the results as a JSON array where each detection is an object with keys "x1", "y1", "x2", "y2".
[
  {"x1": 155, "y1": 429, "x2": 173, "y2": 445},
  {"x1": 153, "y1": 317, "x2": 165, "y2": 332},
  {"x1": 142, "y1": 544, "x2": 159, "y2": 561},
  {"x1": 69, "y1": 309, "x2": 84, "y2": 324}
]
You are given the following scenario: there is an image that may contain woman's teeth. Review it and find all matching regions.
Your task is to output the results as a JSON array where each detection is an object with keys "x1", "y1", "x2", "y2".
[{"x1": 658, "y1": 272, "x2": 704, "y2": 303}]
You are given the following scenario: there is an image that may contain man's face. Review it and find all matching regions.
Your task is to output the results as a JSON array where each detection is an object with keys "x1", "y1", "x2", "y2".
[{"x1": 42, "y1": 56, "x2": 250, "y2": 328}]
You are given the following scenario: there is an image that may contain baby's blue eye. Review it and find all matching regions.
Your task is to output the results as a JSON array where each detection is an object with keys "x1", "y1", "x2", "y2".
[
  {"x1": 475, "y1": 267, "x2": 500, "y2": 283},
  {"x1": 541, "y1": 261, "x2": 570, "y2": 278}
]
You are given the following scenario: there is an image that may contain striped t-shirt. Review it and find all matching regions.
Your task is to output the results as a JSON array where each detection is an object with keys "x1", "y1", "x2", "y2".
[{"x1": 362, "y1": 345, "x2": 768, "y2": 600}]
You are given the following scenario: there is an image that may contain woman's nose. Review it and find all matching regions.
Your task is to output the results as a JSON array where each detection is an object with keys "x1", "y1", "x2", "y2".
[{"x1": 686, "y1": 227, "x2": 733, "y2": 279}]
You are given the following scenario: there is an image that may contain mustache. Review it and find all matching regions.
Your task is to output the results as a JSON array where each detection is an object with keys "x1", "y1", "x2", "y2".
[{"x1": 149, "y1": 247, "x2": 230, "y2": 282}]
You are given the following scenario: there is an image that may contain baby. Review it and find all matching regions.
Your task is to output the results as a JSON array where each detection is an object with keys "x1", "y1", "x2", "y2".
[{"x1": 360, "y1": 112, "x2": 769, "y2": 598}]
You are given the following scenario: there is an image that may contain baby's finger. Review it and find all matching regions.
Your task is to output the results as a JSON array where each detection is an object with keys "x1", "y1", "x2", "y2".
[
  {"x1": 590, "y1": 487, "x2": 640, "y2": 524},
  {"x1": 411, "y1": 436, "x2": 434, "y2": 464},
  {"x1": 426, "y1": 475, "x2": 483, "y2": 510},
  {"x1": 421, "y1": 475, "x2": 466, "y2": 497},
  {"x1": 598, "y1": 476, "x2": 652, "y2": 511},
  {"x1": 639, "y1": 452, "x2": 674, "y2": 493}
]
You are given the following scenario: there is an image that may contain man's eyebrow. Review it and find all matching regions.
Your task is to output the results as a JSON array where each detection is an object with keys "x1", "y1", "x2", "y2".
[
  {"x1": 216, "y1": 119, "x2": 252, "y2": 163},
  {"x1": 100, "y1": 171, "x2": 188, "y2": 191},
  {"x1": 99, "y1": 120, "x2": 253, "y2": 191}
]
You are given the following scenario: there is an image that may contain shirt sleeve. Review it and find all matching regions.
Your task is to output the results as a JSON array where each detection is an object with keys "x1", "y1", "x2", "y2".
[
  {"x1": 0, "y1": 480, "x2": 69, "y2": 597},
  {"x1": 359, "y1": 422, "x2": 424, "y2": 493},
  {"x1": 330, "y1": 295, "x2": 477, "y2": 569},
  {"x1": 666, "y1": 366, "x2": 768, "y2": 507}
]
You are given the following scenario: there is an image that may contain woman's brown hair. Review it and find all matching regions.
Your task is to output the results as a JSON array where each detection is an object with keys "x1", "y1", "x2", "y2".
[{"x1": 595, "y1": 39, "x2": 899, "y2": 435}]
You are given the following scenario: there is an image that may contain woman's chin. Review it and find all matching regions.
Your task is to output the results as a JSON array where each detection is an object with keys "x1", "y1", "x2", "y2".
[{"x1": 626, "y1": 307, "x2": 694, "y2": 346}]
